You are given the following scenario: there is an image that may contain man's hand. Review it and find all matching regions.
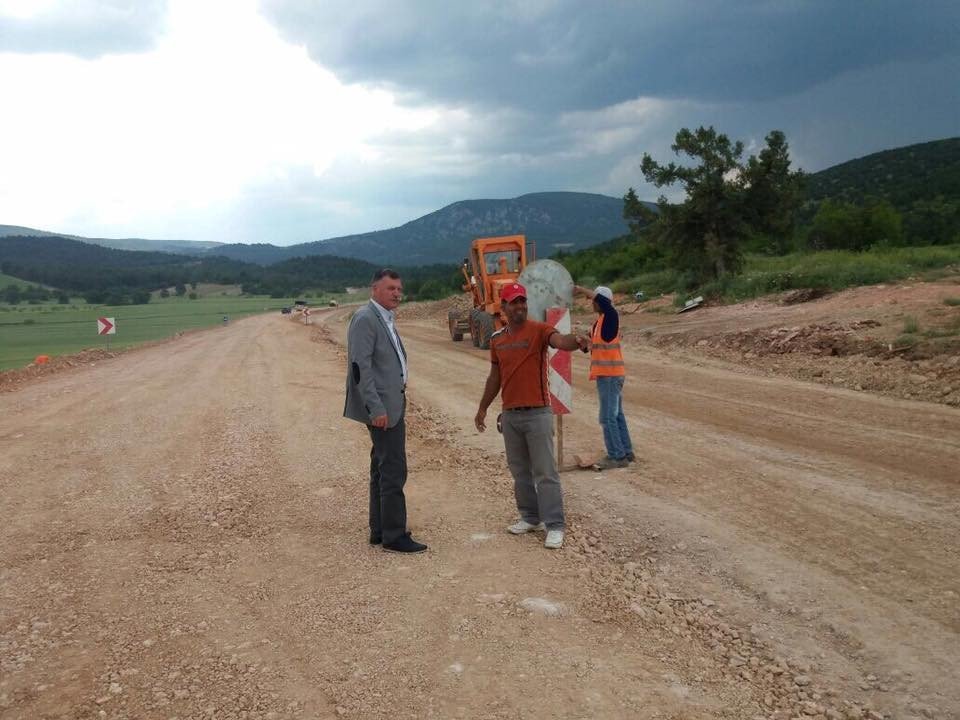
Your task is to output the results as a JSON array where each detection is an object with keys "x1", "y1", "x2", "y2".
[
  {"x1": 474, "y1": 408, "x2": 487, "y2": 432},
  {"x1": 371, "y1": 414, "x2": 388, "y2": 428},
  {"x1": 576, "y1": 334, "x2": 590, "y2": 352}
]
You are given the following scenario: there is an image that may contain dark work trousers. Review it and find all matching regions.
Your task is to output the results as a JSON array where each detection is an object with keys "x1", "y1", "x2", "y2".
[{"x1": 367, "y1": 418, "x2": 408, "y2": 544}]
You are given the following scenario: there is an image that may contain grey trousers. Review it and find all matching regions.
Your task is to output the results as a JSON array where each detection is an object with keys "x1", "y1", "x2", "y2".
[
  {"x1": 367, "y1": 418, "x2": 408, "y2": 545},
  {"x1": 501, "y1": 407, "x2": 565, "y2": 530}
]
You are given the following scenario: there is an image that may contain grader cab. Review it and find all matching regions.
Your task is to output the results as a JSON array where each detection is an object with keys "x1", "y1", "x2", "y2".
[{"x1": 448, "y1": 234, "x2": 528, "y2": 350}]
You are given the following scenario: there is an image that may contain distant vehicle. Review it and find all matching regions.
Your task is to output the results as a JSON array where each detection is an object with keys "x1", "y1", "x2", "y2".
[
  {"x1": 328, "y1": 299, "x2": 339, "y2": 307},
  {"x1": 281, "y1": 306, "x2": 292, "y2": 314}
]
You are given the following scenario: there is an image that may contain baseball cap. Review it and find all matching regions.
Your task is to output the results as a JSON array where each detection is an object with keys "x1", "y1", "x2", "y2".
[
  {"x1": 501, "y1": 282, "x2": 527, "y2": 303},
  {"x1": 594, "y1": 286, "x2": 613, "y2": 301}
]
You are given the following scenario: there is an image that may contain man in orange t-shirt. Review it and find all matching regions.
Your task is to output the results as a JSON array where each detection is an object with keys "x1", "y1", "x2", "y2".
[{"x1": 475, "y1": 282, "x2": 589, "y2": 550}]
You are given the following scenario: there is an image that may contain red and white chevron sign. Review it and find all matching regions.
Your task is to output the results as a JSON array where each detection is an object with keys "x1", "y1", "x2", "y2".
[
  {"x1": 546, "y1": 306, "x2": 572, "y2": 414},
  {"x1": 97, "y1": 317, "x2": 116, "y2": 335}
]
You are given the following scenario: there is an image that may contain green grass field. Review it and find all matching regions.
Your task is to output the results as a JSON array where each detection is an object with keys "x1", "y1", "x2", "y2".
[{"x1": 0, "y1": 295, "x2": 295, "y2": 370}]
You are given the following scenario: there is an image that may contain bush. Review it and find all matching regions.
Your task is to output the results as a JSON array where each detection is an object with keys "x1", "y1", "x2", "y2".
[{"x1": 805, "y1": 198, "x2": 903, "y2": 251}]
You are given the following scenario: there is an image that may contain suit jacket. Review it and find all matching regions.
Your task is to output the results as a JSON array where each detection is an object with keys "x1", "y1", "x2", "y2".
[{"x1": 344, "y1": 301, "x2": 407, "y2": 428}]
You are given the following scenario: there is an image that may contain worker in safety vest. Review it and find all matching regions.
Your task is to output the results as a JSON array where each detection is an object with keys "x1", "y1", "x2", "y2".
[{"x1": 575, "y1": 285, "x2": 635, "y2": 469}]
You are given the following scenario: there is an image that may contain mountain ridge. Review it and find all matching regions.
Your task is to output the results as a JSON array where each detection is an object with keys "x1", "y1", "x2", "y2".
[
  {"x1": 5, "y1": 135, "x2": 958, "y2": 263},
  {"x1": 213, "y1": 191, "x2": 643, "y2": 265}
]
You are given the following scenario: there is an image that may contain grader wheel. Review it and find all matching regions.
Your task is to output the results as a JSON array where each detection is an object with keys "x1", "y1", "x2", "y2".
[
  {"x1": 447, "y1": 310, "x2": 464, "y2": 341},
  {"x1": 469, "y1": 309, "x2": 483, "y2": 347},
  {"x1": 473, "y1": 310, "x2": 495, "y2": 350}
]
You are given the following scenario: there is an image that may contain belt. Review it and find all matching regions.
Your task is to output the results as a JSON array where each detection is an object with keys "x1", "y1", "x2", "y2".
[{"x1": 504, "y1": 405, "x2": 548, "y2": 412}]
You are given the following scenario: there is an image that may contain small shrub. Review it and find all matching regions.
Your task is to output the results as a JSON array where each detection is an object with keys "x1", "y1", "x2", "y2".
[
  {"x1": 894, "y1": 333, "x2": 917, "y2": 349},
  {"x1": 903, "y1": 316, "x2": 919, "y2": 334},
  {"x1": 945, "y1": 297, "x2": 960, "y2": 306}
]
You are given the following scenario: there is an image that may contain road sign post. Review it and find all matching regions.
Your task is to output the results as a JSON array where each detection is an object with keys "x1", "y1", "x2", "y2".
[
  {"x1": 546, "y1": 306, "x2": 573, "y2": 467},
  {"x1": 98, "y1": 317, "x2": 116, "y2": 349}
]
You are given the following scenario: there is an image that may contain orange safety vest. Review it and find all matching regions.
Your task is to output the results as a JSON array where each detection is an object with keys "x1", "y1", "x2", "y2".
[{"x1": 589, "y1": 316, "x2": 626, "y2": 380}]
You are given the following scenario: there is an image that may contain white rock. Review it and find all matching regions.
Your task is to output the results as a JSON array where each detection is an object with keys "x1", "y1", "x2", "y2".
[{"x1": 519, "y1": 597, "x2": 566, "y2": 617}]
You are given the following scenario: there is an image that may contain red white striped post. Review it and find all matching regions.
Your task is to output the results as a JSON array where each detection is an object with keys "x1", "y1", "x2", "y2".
[{"x1": 546, "y1": 306, "x2": 573, "y2": 466}]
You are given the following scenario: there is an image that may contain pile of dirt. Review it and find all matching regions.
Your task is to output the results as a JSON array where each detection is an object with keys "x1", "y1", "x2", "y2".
[
  {"x1": 397, "y1": 294, "x2": 472, "y2": 322},
  {"x1": 672, "y1": 320, "x2": 886, "y2": 358},
  {"x1": 0, "y1": 348, "x2": 120, "y2": 392},
  {"x1": 0, "y1": 326, "x2": 209, "y2": 393},
  {"x1": 645, "y1": 323, "x2": 960, "y2": 407},
  {"x1": 612, "y1": 279, "x2": 960, "y2": 407},
  {"x1": 779, "y1": 287, "x2": 831, "y2": 305}
]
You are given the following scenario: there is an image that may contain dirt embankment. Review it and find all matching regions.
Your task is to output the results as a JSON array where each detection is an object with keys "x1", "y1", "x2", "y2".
[{"x1": 609, "y1": 280, "x2": 960, "y2": 407}]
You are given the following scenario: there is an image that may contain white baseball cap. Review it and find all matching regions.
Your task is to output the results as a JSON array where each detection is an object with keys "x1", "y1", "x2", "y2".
[{"x1": 594, "y1": 286, "x2": 613, "y2": 300}]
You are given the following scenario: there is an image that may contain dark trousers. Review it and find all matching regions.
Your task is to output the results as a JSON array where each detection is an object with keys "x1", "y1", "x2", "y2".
[{"x1": 367, "y1": 418, "x2": 408, "y2": 544}]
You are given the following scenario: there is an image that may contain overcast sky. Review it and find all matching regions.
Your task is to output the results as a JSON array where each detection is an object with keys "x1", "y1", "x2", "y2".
[{"x1": 1, "y1": 0, "x2": 957, "y2": 246}]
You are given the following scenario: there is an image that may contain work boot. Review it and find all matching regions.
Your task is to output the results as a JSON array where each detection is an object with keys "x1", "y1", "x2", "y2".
[{"x1": 592, "y1": 456, "x2": 628, "y2": 470}]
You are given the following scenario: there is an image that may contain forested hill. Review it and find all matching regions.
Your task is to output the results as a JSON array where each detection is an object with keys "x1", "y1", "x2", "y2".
[
  {"x1": 0, "y1": 224, "x2": 221, "y2": 255},
  {"x1": 0, "y1": 235, "x2": 457, "y2": 304},
  {"x1": 213, "y1": 192, "x2": 645, "y2": 265},
  {"x1": 806, "y1": 137, "x2": 960, "y2": 209}
]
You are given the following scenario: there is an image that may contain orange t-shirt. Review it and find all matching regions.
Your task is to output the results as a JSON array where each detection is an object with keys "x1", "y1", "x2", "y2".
[{"x1": 489, "y1": 320, "x2": 558, "y2": 410}]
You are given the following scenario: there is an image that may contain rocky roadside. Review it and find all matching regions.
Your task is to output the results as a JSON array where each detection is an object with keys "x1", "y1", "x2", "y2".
[{"x1": 632, "y1": 323, "x2": 960, "y2": 407}]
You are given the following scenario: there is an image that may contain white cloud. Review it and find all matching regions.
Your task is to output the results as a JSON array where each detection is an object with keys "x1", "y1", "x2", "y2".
[
  {"x1": 0, "y1": 0, "x2": 438, "y2": 240},
  {"x1": 0, "y1": 0, "x2": 58, "y2": 19}
]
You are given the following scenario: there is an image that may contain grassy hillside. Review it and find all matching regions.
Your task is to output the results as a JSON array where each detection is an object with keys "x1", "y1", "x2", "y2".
[
  {"x1": 0, "y1": 272, "x2": 33, "y2": 289},
  {"x1": 597, "y1": 244, "x2": 960, "y2": 304}
]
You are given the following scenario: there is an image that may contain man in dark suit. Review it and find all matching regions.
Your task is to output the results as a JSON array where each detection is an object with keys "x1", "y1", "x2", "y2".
[{"x1": 344, "y1": 269, "x2": 427, "y2": 553}]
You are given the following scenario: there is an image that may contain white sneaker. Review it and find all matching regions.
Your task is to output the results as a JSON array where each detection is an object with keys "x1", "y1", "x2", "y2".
[
  {"x1": 507, "y1": 520, "x2": 545, "y2": 535},
  {"x1": 544, "y1": 529, "x2": 565, "y2": 549}
]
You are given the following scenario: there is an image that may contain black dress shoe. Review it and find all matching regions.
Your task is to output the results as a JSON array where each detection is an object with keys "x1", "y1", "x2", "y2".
[
  {"x1": 382, "y1": 534, "x2": 427, "y2": 553},
  {"x1": 369, "y1": 535, "x2": 382, "y2": 545}
]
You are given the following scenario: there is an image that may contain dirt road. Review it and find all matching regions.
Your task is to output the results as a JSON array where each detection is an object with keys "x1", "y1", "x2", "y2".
[{"x1": 1, "y1": 307, "x2": 958, "y2": 720}]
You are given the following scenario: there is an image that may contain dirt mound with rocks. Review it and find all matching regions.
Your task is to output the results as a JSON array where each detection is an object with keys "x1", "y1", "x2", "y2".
[
  {"x1": 646, "y1": 321, "x2": 960, "y2": 407},
  {"x1": 397, "y1": 294, "x2": 472, "y2": 323},
  {"x1": 616, "y1": 279, "x2": 960, "y2": 407},
  {"x1": 0, "y1": 348, "x2": 121, "y2": 393}
]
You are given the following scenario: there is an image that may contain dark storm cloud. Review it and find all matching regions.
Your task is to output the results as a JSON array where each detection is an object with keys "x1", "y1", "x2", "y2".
[
  {"x1": 0, "y1": 1, "x2": 167, "y2": 58},
  {"x1": 259, "y1": 0, "x2": 959, "y2": 110}
]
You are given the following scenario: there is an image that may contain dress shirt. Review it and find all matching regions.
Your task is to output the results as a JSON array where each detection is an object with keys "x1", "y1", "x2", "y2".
[{"x1": 371, "y1": 299, "x2": 408, "y2": 385}]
